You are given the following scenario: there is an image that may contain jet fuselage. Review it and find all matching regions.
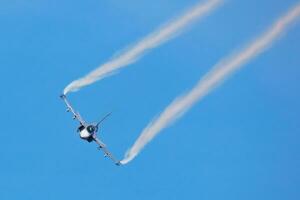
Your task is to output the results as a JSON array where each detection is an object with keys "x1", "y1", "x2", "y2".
[{"x1": 77, "y1": 125, "x2": 97, "y2": 142}]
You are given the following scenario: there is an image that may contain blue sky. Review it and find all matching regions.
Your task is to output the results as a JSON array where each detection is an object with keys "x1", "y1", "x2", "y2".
[{"x1": 1, "y1": 0, "x2": 300, "y2": 199}]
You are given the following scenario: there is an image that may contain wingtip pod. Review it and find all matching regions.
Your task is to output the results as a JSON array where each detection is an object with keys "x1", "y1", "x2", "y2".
[{"x1": 116, "y1": 161, "x2": 122, "y2": 166}]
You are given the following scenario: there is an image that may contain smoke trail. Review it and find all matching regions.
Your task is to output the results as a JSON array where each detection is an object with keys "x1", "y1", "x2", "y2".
[
  {"x1": 121, "y1": 3, "x2": 300, "y2": 164},
  {"x1": 63, "y1": 0, "x2": 222, "y2": 94}
]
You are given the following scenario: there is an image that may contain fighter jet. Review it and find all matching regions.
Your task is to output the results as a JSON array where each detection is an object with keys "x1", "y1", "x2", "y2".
[{"x1": 60, "y1": 94, "x2": 121, "y2": 166}]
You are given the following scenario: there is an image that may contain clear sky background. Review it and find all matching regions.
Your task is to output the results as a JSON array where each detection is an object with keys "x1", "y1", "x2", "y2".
[{"x1": 1, "y1": 0, "x2": 299, "y2": 199}]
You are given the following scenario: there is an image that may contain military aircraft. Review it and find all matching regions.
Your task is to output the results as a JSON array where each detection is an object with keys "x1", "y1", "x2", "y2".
[{"x1": 60, "y1": 94, "x2": 121, "y2": 166}]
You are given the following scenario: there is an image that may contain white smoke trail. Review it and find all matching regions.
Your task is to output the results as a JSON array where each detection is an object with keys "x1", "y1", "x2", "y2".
[
  {"x1": 63, "y1": 0, "x2": 223, "y2": 95},
  {"x1": 121, "y1": 3, "x2": 300, "y2": 164}
]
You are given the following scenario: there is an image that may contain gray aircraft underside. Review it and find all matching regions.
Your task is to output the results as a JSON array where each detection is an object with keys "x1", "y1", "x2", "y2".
[{"x1": 60, "y1": 94, "x2": 121, "y2": 166}]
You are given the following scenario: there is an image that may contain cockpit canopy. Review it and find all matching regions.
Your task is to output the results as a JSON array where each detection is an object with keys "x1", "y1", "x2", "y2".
[{"x1": 87, "y1": 125, "x2": 96, "y2": 133}]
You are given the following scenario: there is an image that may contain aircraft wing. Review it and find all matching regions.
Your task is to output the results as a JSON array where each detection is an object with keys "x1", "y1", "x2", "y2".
[
  {"x1": 93, "y1": 136, "x2": 121, "y2": 166},
  {"x1": 60, "y1": 94, "x2": 86, "y2": 126}
]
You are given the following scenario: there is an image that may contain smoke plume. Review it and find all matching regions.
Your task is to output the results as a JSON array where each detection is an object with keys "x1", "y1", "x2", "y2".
[
  {"x1": 120, "y1": 3, "x2": 300, "y2": 164},
  {"x1": 63, "y1": 0, "x2": 222, "y2": 94}
]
